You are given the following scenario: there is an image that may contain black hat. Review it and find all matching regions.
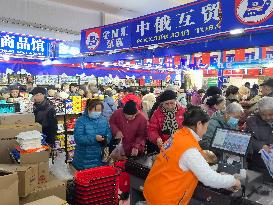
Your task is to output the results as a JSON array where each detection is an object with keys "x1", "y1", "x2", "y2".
[
  {"x1": 159, "y1": 90, "x2": 177, "y2": 103},
  {"x1": 206, "y1": 86, "x2": 222, "y2": 97},
  {"x1": 123, "y1": 100, "x2": 138, "y2": 115},
  {"x1": 8, "y1": 85, "x2": 19, "y2": 91},
  {"x1": 30, "y1": 87, "x2": 47, "y2": 95},
  {"x1": 261, "y1": 78, "x2": 273, "y2": 88}
]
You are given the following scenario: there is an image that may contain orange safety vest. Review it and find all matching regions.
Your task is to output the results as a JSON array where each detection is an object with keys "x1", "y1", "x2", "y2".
[{"x1": 143, "y1": 127, "x2": 203, "y2": 205}]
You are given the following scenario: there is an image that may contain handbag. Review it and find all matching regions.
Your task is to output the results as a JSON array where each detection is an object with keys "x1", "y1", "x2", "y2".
[{"x1": 100, "y1": 138, "x2": 110, "y2": 163}]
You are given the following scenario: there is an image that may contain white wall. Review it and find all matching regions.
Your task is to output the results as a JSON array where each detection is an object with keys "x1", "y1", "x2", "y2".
[{"x1": 0, "y1": 0, "x2": 102, "y2": 41}]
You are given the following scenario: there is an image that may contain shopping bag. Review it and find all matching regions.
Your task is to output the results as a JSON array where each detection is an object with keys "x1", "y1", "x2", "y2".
[
  {"x1": 110, "y1": 141, "x2": 127, "y2": 161},
  {"x1": 260, "y1": 145, "x2": 273, "y2": 178}
]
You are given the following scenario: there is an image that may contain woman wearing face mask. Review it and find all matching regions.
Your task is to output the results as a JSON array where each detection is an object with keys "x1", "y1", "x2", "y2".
[
  {"x1": 202, "y1": 94, "x2": 226, "y2": 117},
  {"x1": 72, "y1": 99, "x2": 112, "y2": 170},
  {"x1": 200, "y1": 102, "x2": 244, "y2": 150},
  {"x1": 144, "y1": 106, "x2": 241, "y2": 205}
]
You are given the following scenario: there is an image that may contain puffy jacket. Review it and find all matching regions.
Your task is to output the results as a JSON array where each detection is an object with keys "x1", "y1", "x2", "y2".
[
  {"x1": 148, "y1": 105, "x2": 185, "y2": 144},
  {"x1": 121, "y1": 93, "x2": 142, "y2": 110},
  {"x1": 200, "y1": 111, "x2": 231, "y2": 150},
  {"x1": 102, "y1": 97, "x2": 117, "y2": 120},
  {"x1": 245, "y1": 114, "x2": 273, "y2": 182},
  {"x1": 72, "y1": 112, "x2": 112, "y2": 170}
]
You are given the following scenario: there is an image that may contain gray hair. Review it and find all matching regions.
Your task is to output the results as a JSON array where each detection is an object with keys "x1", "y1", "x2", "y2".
[
  {"x1": 257, "y1": 96, "x2": 273, "y2": 111},
  {"x1": 226, "y1": 102, "x2": 244, "y2": 114}
]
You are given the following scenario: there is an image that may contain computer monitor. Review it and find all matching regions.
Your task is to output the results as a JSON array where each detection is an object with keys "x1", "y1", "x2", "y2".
[{"x1": 211, "y1": 128, "x2": 251, "y2": 156}]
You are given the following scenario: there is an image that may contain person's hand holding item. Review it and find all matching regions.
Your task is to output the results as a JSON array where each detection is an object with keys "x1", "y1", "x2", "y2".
[
  {"x1": 262, "y1": 145, "x2": 272, "y2": 153},
  {"x1": 96, "y1": 135, "x2": 104, "y2": 142},
  {"x1": 116, "y1": 131, "x2": 124, "y2": 139},
  {"x1": 157, "y1": 138, "x2": 163, "y2": 148},
  {"x1": 131, "y1": 148, "x2": 139, "y2": 156},
  {"x1": 228, "y1": 179, "x2": 241, "y2": 192}
]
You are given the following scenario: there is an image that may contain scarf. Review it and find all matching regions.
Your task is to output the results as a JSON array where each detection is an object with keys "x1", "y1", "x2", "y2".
[{"x1": 161, "y1": 105, "x2": 179, "y2": 136}]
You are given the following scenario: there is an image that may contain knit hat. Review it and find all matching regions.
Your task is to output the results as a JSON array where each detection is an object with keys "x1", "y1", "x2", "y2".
[
  {"x1": 123, "y1": 100, "x2": 138, "y2": 115},
  {"x1": 30, "y1": 87, "x2": 47, "y2": 95},
  {"x1": 159, "y1": 90, "x2": 177, "y2": 103}
]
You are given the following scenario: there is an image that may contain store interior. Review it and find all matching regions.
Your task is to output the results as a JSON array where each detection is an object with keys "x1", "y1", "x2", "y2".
[{"x1": 0, "y1": 0, "x2": 273, "y2": 205}]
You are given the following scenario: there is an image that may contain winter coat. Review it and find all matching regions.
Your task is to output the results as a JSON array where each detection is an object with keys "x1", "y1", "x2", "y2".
[
  {"x1": 102, "y1": 96, "x2": 117, "y2": 120},
  {"x1": 72, "y1": 112, "x2": 112, "y2": 170},
  {"x1": 245, "y1": 114, "x2": 273, "y2": 182},
  {"x1": 121, "y1": 93, "x2": 142, "y2": 110},
  {"x1": 109, "y1": 109, "x2": 148, "y2": 156},
  {"x1": 148, "y1": 105, "x2": 185, "y2": 144},
  {"x1": 200, "y1": 111, "x2": 231, "y2": 150},
  {"x1": 33, "y1": 99, "x2": 57, "y2": 146}
]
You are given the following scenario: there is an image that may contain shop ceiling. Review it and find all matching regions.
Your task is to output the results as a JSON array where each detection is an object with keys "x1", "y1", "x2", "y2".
[{"x1": 44, "y1": 0, "x2": 196, "y2": 17}]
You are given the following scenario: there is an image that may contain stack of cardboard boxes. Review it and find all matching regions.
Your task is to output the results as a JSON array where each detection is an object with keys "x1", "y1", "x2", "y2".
[{"x1": 0, "y1": 113, "x2": 67, "y2": 205}]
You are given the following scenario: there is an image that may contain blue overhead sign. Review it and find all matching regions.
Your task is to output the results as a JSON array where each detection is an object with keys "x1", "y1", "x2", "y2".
[
  {"x1": 0, "y1": 31, "x2": 60, "y2": 57},
  {"x1": 81, "y1": 0, "x2": 273, "y2": 53}
]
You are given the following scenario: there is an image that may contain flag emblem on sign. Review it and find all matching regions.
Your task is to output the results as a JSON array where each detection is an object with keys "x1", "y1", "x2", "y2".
[
  {"x1": 85, "y1": 28, "x2": 101, "y2": 50},
  {"x1": 235, "y1": 0, "x2": 273, "y2": 25}
]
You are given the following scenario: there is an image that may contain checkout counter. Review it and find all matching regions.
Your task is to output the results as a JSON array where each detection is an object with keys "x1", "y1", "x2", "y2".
[{"x1": 125, "y1": 128, "x2": 273, "y2": 205}]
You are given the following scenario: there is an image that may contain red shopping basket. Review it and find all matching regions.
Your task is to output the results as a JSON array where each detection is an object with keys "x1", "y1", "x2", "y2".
[
  {"x1": 75, "y1": 166, "x2": 119, "y2": 205},
  {"x1": 114, "y1": 160, "x2": 130, "y2": 193}
]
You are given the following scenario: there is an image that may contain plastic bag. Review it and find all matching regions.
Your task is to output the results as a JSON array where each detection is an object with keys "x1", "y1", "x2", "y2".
[
  {"x1": 260, "y1": 145, "x2": 273, "y2": 178},
  {"x1": 110, "y1": 141, "x2": 127, "y2": 161},
  {"x1": 49, "y1": 151, "x2": 74, "y2": 180}
]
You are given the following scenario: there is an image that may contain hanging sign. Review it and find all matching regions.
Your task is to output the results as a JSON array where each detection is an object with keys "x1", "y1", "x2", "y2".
[
  {"x1": 0, "y1": 31, "x2": 60, "y2": 57},
  {"x1": 81, "y1": 0, "x2": 273, "y2": 53}
]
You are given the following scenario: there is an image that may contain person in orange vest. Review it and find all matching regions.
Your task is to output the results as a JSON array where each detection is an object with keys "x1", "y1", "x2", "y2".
[{"x1": 144, "y1": 106, "x2": 241, "y2": 205}]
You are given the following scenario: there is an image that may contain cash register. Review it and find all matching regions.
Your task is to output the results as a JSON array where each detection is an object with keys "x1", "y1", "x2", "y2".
[{"x1": 210, "y1": 127, "x2": 251, "y2": 175}]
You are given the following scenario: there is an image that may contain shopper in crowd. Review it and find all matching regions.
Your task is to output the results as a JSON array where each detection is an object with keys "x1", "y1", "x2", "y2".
[
  {"x1": 144, "y1": 106, "x2": 241, "y2": 205},
  {"x1": 47, "y1": 85, "x2": 57, "y2": 98},
  {"x1": 177, "y1": 88, "x2": 188, "y2": 107},
  {"x1": 246, "y1": 97, "x2": 273, "y2": 182},
  {"x1": 69, "y1": 83, "x2": 79, "y2": 96},
  {"x1": 121, "y1": 87, "x2": 142, "y2": 110},
  {"x1": 226, "y1": 85, "x2": 240, "y2": 105},
  {"x1": 8, "y1": 85, "x2": 20, "y2": 101},
  {"x1": 245, "y1": 82, "x2": 251, "y2": 89},
  {"x1": 31, "y1": 87, "x2": 58, "y2": 147},
  {"x1": 142, "y1": 92, "x2": 156, "y2": 119},
  {"x1": 0, "y1": 87, "x2": 10, "y2": 101},
  {"x1": 148, "y1": 90, "x2": 186, "y2": 149},
  {"x1": 202, "y1": 94, "x2": 226, "y2": 117},
  {"x1": 109, "y1": 100, "x2": 148, "y2": 158},
  {"x1": 102, "y1": 89, "x2": 117, "y2": 120},
  {"x1": 200, "y1": 102, "x2": 244, "y2": 150},
  {"x1": 73, "y1": 99, "x2": 112, "y2": 170},
  {"x1": 202, "y1": 86, "x2": 222, "y2": 103},
  {"x1": 78, "y1": 85, "x2": 86, "y2": 97},
  {"x1": 26, "y1": 81, "x2": 34, "y2": 92},
  {"x1": 61, "y1": 83, "x2": 70, "y2": 93},
  {"x1": 19, "y1": 85, "x2": 29, "y2": 98},
  {"x1": 191, "y1": 89, "x2": 205, "y2": 106},
  {"x1": 239, "y1": 85, "x2": 250, "y2": 101},
  {"x1": 250, "y1": 84, "x2": 259, "y2": 99}
]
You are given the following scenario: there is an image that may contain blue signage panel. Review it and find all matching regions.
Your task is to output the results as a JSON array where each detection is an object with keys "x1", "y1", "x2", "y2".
[
  {"x1": 81, "y1": 0, "x2": 273, "y2": 53},
  {"x1": 0, "y1": 31, "x2": 60, "y2": 57},
  {"x1": 222, "y1": 0, "x2": 273, "y2": 31},
  {"x1": 81, "y1": 23, "x2": 131, "y2": 53},
  {"x1": 132, "y1": 0, "x2": 221, "y2": 47}
]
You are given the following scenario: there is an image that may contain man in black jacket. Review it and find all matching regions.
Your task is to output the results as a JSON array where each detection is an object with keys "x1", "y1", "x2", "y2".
[{"x1": 31, "y1": 87, "x2": 58, "y2": 147}]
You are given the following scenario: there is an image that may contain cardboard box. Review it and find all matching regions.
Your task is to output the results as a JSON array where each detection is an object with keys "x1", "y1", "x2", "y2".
[
  {"x1": 0, "y1": 170, "x2": 19, "y2": 205},
  {"x1": 24, "y1": 196, "x2": 68, "y2": 205},
  {"x1": 19, "y1": 179, "x2": 66, "y2": 205},
  {"x1": 0, "y1": 164, "x2": 38, "y2": 197},
  {"x1": 20, "y1": 151, "x2": 49, "y2": 165},
  {"x1": 0, "y1": 113, "x2": 35, "y2": 125},
  {"x1": 0, "y1": 124, "x2": 42, "y2": 164},
  {"x1": 38, "y1": 161, "x2": 49, "y2": 184}
]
